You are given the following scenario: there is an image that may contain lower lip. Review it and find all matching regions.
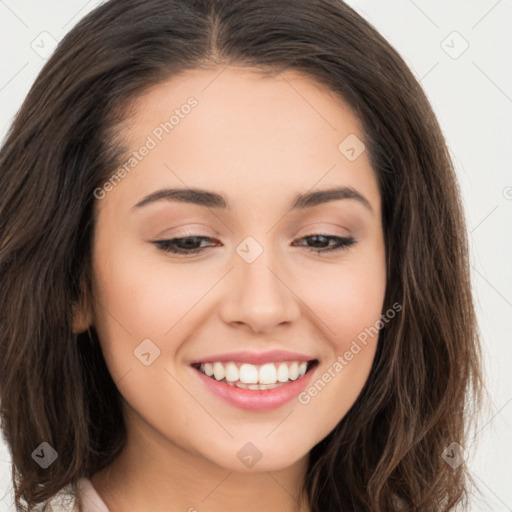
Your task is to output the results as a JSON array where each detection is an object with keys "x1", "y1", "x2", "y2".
[{"x1": 192, "y1": 364, "x2": 317, "y2": 411}]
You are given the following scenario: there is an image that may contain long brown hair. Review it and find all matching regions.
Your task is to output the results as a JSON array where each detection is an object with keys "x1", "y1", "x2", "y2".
[{"x1": 0, "y1": 1, "x2": 488, "y2": 510}]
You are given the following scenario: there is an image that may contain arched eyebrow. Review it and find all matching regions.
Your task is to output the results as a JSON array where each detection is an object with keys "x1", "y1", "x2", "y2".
[{"x1": 131, "y1": 186, "x2": 373, "y2": 214}]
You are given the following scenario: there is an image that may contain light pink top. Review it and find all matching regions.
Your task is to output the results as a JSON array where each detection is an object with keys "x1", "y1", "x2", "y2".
[
  {"x1": 76, "y1": 477, "x2": 110, "y2": 512},
  {"x1": 47, "y1": 477, "x2": 110, "y2": 512}
]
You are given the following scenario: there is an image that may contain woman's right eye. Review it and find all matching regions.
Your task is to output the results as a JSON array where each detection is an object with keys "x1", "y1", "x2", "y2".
[{"x1": 153, "y1": 236, "x2": 217, "y2": 255}]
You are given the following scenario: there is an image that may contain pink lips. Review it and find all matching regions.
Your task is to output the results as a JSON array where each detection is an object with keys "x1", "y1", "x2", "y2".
[{"x1": 190, "y1": 350, "x2": 318, "y2": 411}]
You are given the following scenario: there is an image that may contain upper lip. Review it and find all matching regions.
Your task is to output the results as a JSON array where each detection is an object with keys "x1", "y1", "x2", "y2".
[{"x1": 190, "y1": 349, "x2": 317, "y2": 365}]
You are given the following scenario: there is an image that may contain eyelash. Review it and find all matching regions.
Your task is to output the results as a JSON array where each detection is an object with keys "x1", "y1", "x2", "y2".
[{"x1": 152, "y1": 234, "x2": 357, "y2": 256}]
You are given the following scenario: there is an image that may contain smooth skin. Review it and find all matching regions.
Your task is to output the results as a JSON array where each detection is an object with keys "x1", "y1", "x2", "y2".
[{"x1": 73, "y1": 66, "x2": 387, "y2": 512}]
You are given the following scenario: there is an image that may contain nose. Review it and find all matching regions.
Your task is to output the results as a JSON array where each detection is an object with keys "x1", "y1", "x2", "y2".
[{"x1": 218, "y1": 247, "x2": 301, "y2": 335}]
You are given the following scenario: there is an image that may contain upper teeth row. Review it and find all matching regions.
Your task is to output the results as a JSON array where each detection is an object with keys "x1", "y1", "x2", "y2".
[{"x1": 200, "y1": 361, "x2": 309, "y2": 384}]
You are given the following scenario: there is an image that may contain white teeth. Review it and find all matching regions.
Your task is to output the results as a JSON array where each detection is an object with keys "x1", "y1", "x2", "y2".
[
  {"x1": 204, "y1": 363, "x2": 214, "y2": 377},
  {"x1": 213, "y1": 362, "x2": 225, "y2": 381},
  {"x1": 225, "y1": 381, "x2": 283, "y2": 390},
  {"x1": 289, "y1": 361, "x2": 299, "y2": 380},
  {"x1": 259, "y1": 363, "x2": 277, "y2": 384},
  {"x1": 198, "y1": 360, "x2": 313, "y2": 385},
  {"x1": 225, "y1": 362, "x2": 239, "y2": 382},
  {"x1": 239, "y1": 363, "x2": 259, "y2": 384},
  {"x1": 277, "y1": 363, "x2": 289, "y2": 382}
]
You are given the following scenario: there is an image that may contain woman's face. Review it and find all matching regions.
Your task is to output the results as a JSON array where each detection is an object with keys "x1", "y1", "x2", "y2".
[{"x1": 76, "y1": 66, "x2": 386, "y2": 472}]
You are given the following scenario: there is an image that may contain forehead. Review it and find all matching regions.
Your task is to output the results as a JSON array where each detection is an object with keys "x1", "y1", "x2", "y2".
[{"x1": 99, "y1": 66, "x2": 379, "y2": 215}]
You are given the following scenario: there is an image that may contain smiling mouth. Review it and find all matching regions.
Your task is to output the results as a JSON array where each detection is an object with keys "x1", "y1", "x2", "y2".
[{"x1": 191, "y1": 359, "x2": 319, "y2": 390}]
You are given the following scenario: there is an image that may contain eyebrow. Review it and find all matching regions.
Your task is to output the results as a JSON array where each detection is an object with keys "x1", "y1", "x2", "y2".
[{"x1": 131, "y1": 186, "x2": 373, "y2": 214}]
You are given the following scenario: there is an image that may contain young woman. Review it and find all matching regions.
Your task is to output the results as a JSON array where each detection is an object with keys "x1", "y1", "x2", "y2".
[{"x1": 0, "y1": 1, "x2": 486, "y2": 511}]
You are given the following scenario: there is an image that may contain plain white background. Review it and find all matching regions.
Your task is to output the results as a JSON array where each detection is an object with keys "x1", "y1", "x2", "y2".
[{"x1": 0, "y1": 1, "x2": 511, "y2": 510}]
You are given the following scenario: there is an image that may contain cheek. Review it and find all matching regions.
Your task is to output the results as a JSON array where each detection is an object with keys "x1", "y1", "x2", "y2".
[
  {"x1": 92, "y1": 238, "x2": 194, "y2": 336},
  {"x1": 306, "y1": 257, "x2": 386, "y2": 346},
  {"x1": 90, "y1": 239, "x2": 219, "y2": 380},
  {"x1": 296, "y1": 257, "x2": 386, "y2": 435}
]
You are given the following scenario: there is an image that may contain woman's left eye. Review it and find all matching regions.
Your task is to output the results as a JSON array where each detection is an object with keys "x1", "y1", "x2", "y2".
[{"x1": 152, "y1": 234, "x2": 357, "y2": 256}]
